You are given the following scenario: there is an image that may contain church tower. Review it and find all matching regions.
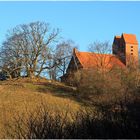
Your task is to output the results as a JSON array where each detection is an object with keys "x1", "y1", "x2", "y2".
[{"x1": 113, "y1": 33, "x2": 139, "y2": 67}]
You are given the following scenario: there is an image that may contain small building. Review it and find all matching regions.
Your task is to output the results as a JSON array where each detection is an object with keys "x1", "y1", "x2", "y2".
[{"x1": 60, "y1": 33, "x2": 139, "y2": 83}]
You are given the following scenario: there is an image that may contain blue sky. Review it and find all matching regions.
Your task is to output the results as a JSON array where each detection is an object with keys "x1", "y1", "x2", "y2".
[{"x1": 0, "y1": 1, "x2": 140, "y2": 51}]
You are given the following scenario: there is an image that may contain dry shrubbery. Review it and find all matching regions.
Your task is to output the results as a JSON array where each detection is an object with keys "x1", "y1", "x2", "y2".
[
  {"x1": 2, "y1": 66, "x2": 140, "y2": 139},
  {"x1": 65, "y1": 67, "x2": 140, "y2": 138},
  {"x1": 4, "y1": 99, "x2": 140, "y2": 139},
  {"x1": 4, "y1": 104, "x2": 71, "y2": 139},
  {"x1": 73, "y1": 67, "x2": 140, "y2": 104}
]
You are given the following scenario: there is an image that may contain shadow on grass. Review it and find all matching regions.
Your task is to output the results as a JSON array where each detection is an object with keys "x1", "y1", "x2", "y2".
[
  {"x1": 5, "y1": 97, "x2": 140, "y2": 139},
  {"x1": 35, "y1": 81, "x2": 90, "y2": 106}
]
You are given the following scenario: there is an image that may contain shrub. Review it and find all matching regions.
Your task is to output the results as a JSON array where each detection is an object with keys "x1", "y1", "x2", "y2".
[{"x1": 4, "y1": 99, "x2": 140, "y2": 139}]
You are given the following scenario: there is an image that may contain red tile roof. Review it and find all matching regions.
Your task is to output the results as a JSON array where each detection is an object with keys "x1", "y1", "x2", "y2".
[
  {"x1": 122, "y1": 33, "x2": 138, "y2": 45},
  {"x1": 74, "y1": 51, "x2": 125, "y2": 69}
]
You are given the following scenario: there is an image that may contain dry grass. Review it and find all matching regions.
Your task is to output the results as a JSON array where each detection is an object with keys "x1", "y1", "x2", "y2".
[{"x1": 0, "y1": 78, "x2": 81, "y2": 138}]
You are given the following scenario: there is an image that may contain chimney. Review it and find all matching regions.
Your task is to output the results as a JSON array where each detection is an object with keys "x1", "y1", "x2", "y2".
[{"x1": 73, "y1": 48, "x2": 78, "y2": 55}]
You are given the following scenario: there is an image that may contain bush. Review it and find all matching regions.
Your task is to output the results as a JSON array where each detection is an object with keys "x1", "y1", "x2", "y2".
[
  {"x1": 72, "y1": 68, "x2": 140, "y2": 105},
  {"x1": 4, "y1": 98, "x2": 140, "y2": 139},
  {"x1": 3, "y1": 67, "x2": 140, "y2": 139}
]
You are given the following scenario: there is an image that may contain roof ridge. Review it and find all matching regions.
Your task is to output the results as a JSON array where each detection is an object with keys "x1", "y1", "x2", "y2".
[
  {"x1": 77, "y1": 51, "x2": 113, "y2": 56},
  {"x1": 122, "y1": 33, "x2": 138, "y2": 44},
  {"x1": 122, "y1": 33, "x2": 136, "y2": 35}
]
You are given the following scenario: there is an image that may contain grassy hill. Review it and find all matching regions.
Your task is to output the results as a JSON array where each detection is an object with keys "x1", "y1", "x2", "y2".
[
  {"x1": 1, "y1": 77, "x2": 140, "y2": 139},
  {"x1": 0, "y1": 78, "x2": 81, "y2": 138}
]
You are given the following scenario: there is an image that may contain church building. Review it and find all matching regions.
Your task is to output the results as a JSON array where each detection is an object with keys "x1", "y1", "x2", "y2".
[{"x1": 60, "y1": 33, "x2": 139, "y2": 83}]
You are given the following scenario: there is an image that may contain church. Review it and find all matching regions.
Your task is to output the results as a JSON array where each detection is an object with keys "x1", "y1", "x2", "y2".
[{"x1": 60, "y1": 33, "x2": 139, "y2": 83}]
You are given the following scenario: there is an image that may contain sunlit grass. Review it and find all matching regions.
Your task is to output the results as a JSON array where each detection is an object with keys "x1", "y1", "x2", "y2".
[{"x1": 0, "y1": 79, "x2": 81, "y2": 138}]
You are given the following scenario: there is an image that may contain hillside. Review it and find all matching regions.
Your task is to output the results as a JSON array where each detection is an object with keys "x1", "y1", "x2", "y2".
[
  {"x1": 0, "y1": 78, "x2": 81, "y2": 138},
  {"x1": 1, "y1": 77, "x2": 140, "y2": 139}
]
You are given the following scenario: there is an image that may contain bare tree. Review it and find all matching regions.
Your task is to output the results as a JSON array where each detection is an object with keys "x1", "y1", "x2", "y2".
[
  {"x1": 88, "y1": 41, "x2": 115, "y2": 73},
  {"x1": 0, "y1": 21, "x2": 60, "y2": 79},
  {"x1": 0, "y1": 33, "x2": 24, "y2": 79},
  {"x1": 49, "y1": 40, "x2": 77, "y2": 80}
]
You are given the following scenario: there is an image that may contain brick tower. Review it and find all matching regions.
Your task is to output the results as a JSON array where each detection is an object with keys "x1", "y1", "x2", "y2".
[{"x1": 113, "y1": 33, "x2": 139, "y2": 67}]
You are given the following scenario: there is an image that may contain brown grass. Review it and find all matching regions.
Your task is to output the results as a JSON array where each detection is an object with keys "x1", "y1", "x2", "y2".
[{"x1": 0, "y1": 78, "x2": 81, "y2": 138}]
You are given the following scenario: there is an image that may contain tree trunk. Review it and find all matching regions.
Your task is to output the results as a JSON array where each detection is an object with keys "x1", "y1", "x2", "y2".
[{"x1": 29, "y1": 72, "x2": 35, "y2": 79}]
